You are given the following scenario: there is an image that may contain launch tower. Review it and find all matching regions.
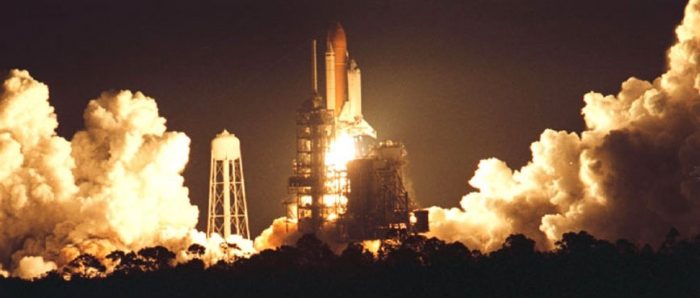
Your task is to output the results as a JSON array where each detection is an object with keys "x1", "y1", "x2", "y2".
[
  {"x1": 287, "y1": 23, "x2": 428, "y2": 242},
  {"x1": 207, "y1": 130, "x2": 251, "y2": 240}
]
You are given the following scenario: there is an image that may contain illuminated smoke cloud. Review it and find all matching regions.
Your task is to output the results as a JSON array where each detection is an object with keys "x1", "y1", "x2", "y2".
[
  {"x1": 0, "y1": 264, "x2": 8, "y2": 278},
  {"x1": 16, "y1": 256, "x2": 56, "y2": 280},
  {"x1": 0, "y1": 70, "x2": 248, "y2": 279},
  {"x1": 181, "y1": 230, "x2": 255, "y2": 265},
  {"x1": 254, "y1": 217, "x2": 300, "y2": 251},
  {"x1": 0, "y1": 70, "x2": 80, "y2": 278},
  {"x1": 254, "y1": 218, "x2": 347, "y2": 253},
  {"x1": 70, "y1": 90, "x2": 198, "y2": 250},
  {"x1": 428, "y1": 0, "x2": 700, "y2": 251}
]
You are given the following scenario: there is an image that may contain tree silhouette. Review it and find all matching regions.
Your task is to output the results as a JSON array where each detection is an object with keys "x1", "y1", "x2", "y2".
[
  {"x1": 4, "y1": 230, "x2": 700, "y2": 297},
  {"x1": 295, "y1": 234, "x2": 335, "y2": 268},
  {"x1": 63, "y1": 254, "x2": 106, "y2": 279},
  {"x1": 338, "y1": 242, "x2": 374, "y2": 267},
  {"x1": 556, "y1": 231, "x2": 607, "y2": 255},
  {"x1": 500, "y1": 234, "x2": 537, "y2": 257},
  {"x1": 106, "y1": 250, "x2": 142, "y2": 275},
  {"x1": 187, "y1": 243, "x2": 206, "y2": 256},
  {"x1": 137, "y1": 246, "x2": 176, "y2": 271},
  {"x1": 660, "y1": 227, "x2": 681, "y2": 254}
]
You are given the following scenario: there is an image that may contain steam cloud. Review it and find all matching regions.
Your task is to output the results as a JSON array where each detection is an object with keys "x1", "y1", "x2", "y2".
[
  {"x1": 428, "y1": 0, "x2": 700, "y2": 251},
  {"x1": 253, "y1": 218, "x2": 347, "y2": 253},
  {"x1": 0, "y1": 70, "x2": 252, "y2": 279},
  {"x1": 254, "y1": 217, "x2": 299, "y2": 251}
]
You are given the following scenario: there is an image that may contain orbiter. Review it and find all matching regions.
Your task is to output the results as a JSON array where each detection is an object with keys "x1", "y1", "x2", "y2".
[{"x1": 324, "y1": 22, "x2": 376, "y2": 139}]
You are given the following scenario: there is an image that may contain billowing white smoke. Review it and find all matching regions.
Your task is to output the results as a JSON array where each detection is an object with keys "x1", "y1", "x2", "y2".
[
  {"x1": 0, "y1": 264, "x2": 8, "y2": 278},
  {"x1": 254, "y1": 217, "x2": 299, "y2": 251},
  {"x1": 182, "y1": 230, "x2": 255, "y2": 265},
  {"x1": 428, "y1": 0, "x2": 700, "y2": 251},
  {"x1": 0, "y1": 70, "x2": 82, "y2": 278},
  {"x1": 0, "y1": 70, "x2": 250, "y2": 279},
  {"x1": 70, "y1": 89, "x2": 197, "y2": 249},
  {"x1": 16, "y1": 257, "x2": 56, "y2": 280},
  {"x1": 253, "y1": 217, "x2": 346, "y2": 253}
]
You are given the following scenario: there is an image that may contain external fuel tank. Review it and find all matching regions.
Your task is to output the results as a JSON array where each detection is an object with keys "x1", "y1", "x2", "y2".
[{"x1": 327, "y1": 22, "x2": 347, "y2": 117}]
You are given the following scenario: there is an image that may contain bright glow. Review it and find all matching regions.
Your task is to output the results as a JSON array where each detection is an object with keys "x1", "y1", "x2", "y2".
[
  {"x1": 319, "y1": 133, "x2": 355, "y2": 223},
  {"x1": 300, "y1": 195, "x2": 312, "y2": 206},
  {"x1": 322, "y1": 194, "x2": 348, "y2": 208},
  {"x1": 325, "y1": 133, "x2": 356, "y2": 170},
  {"x1": 361, "y1": 240, "x2": 382, "y2": 256},
  {"x1": 322, "y1": 195, "x2": 336, "y2": 207},
  {"x1": 327, "y1": 213, "x2": 338, "y2": 221}
]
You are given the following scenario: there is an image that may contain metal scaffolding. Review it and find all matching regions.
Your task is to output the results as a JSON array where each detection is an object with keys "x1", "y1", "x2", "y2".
[{"x1": 287, "y1": 93, "x2": 335, "y2": 234}]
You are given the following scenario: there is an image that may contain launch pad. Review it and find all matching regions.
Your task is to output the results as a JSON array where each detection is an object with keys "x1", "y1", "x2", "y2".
[{"x1": 286, "y1": 23, "x2": 428, "y2": 242}]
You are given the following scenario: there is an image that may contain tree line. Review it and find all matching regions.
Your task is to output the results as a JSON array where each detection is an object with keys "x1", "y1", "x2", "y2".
[{"x1": 2, "y1": 229, "x2": 700, "y2": 297}]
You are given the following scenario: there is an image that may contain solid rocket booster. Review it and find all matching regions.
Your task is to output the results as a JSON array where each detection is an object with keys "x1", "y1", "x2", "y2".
[
  {"x1": 325, "y1": 41, "x2": 336, "y2": 111},
  {"x1": 347, "y1": 59, "x2": 361, "y2": 118},
  {"x1": 327, "y1": 22, "x2": 347, "y2": 116}
]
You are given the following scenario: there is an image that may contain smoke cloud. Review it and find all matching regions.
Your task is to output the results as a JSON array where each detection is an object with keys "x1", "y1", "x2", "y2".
[
  {"x1": 16, "y1": 256, "x2": 56, "y2": 280},
  {"x1": 253, "y1": 218, "x2": 348, "y2": 253},
  {"x1": 182, "y1": 230, "x2": 256, "y2": 265},
  {"x1": 70, "y1": 89, "x2": 198, "y2": 249},
  {"x1": 428, "y1": 0, "x2": 700, "y2": 251},
  {"x1": 0, "y1": 70, "x2": 252, "y2": 279},
  {"x1": 254, "y1": 217, "x2": 300, "y2": 251}
]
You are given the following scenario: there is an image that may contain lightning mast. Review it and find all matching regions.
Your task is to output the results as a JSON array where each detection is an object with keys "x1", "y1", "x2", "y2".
[{"x1": 207, "y1": 130, "x2": 251, "y2": 240}]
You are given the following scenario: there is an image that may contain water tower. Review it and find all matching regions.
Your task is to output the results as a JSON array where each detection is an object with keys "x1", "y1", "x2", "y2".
[{"x1": 207, "y1": 130, "x2": 251, "y2": 240}]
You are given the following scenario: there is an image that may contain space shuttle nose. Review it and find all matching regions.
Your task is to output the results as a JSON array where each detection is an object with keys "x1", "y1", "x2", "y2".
[{"x1": 327, "y1": 22, "x2": 347, "y2": 49}]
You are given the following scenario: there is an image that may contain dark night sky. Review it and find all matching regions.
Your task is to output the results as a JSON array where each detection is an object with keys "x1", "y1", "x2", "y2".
[{"x1": 0, "y1": 0, "x2": 687, "y2": 236}]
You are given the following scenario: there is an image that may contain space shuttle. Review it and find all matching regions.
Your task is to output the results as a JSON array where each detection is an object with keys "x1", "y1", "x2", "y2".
[{"x1": 323, "y1": 22, "x2": 376, "y2": 139}]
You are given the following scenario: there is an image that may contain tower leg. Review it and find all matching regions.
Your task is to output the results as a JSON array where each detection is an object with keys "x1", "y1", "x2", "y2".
[{"x1": 222, "y1": 159, "x2": 231, "y2": 239}]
